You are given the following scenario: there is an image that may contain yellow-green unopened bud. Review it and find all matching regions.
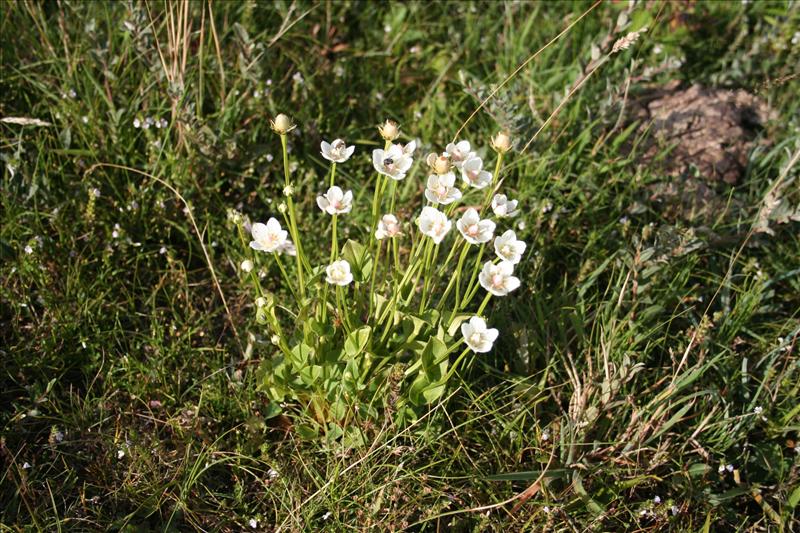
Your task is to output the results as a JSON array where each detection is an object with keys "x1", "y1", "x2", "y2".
[
  {"x1": 378, "y1": 119, "x2": 400, "y2": 141},
  {"x1": 427, "y1": 153, "x2": 451, "y2": 175},
  {"x1": 271, "y1": 113, "x2": 296, "y2": 134}
]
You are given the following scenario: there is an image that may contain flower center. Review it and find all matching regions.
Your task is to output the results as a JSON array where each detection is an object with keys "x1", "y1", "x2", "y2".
[
  {"x1": 436, "y1": 184, "x2": 447, "y2": 196},
  {"x1": 469, "y1": 332, "x2": 483, "y2": 346},
  {"x1": 433, "y1": 221, "x2": 445, "y2": 234},
  {"x1": 491, "y1": 273, "x2": 504, "y2": 287},
  {"x1": 387, "y1": 222, "x2": 398, "y2": 234},
  {"x1": 383, "y1": 157, "x2": 394, "y2": 170},
  {"x1": 467, "y1": 224, "x2": 479, "y2": 236},
  {"x1": 502, "y1": 244, "x2": 512, "y2": 256}
]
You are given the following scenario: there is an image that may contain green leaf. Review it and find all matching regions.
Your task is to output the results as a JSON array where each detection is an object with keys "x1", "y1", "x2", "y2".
[
  {"x1": 421, "y1": 382, "x2": 446, "y2": 403},
  {"x1": 344, "y1": 326, "x2": 372, "y2": 358},
  {"x1": 341, "y1": 239, "x2": 373, "y2": 283},
  {"x1": 289, "y1": 343, "x2": 314, "y2": 368},
  {"x1": 420, "y1": 337, "x2": 447, "y2": 381}
]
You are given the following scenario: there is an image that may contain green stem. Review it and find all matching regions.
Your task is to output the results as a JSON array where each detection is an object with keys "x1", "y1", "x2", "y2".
[
  {"x1": 477, "y1": 292, "x2": 492, "y2": 316},
  {"x1": 368, "y1": 240, "x2": 384, "y2": 322},
  {"x1": 280, "y1": 134, "x2": 307, "y2": 298},
  {"x1": 480, "y1": 152, "x2": 505, "y2": 217},
  {"x1": 330, "y1": 214, "x2": 338, "y2": 262},
  {"x1": 329, "y1": 161, "x2": 337, "y2": 187},
  {"x1": 437, "y1": 241, "x2": 470, "y2": 312},
  {"x1": 460, "y1": 245, "x2": 485, "y2": 310}
]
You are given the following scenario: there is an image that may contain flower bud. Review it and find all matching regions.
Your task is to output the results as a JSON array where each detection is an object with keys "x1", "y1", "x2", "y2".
[
  {"x1": 278, "y1": 202, "x2": 288, "y2": 213},
  {"x1": 283, "y1": 184, "x2": 295, "y2": 197},
  {"x1": 270, "y1": 113, "x2": 296, "y2": 135},
  {"x1": 227, "y1": 208, "x2": 243, "y2": 225},
  {"x1": 256, "y1": 296, "x2": 267, "y2": 307},
  {"x1": 378, "y1": 119, "x2": 400, "y2": 141},
  {"x1": 427, "y1": 153, "x2": 451, "y2": 175},
  {"x1": 491, "y1": 131, "x2": 512, "y2": 153},
  {"x1": 240, "y1": 259, "x2": 254, "y2": 273},
  {"x1": 270, "y1": 334, "x2": 281, "y2": 345}
]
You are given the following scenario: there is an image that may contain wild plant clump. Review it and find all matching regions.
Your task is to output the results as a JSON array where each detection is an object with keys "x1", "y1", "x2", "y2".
[{"x1": 231, "y1": 115, "x2": 525, "y2": 439}]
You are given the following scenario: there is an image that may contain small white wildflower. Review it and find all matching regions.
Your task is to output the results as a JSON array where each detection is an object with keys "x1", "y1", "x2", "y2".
[
  {"x1": 266, "y1": 154, "x2": 274, "y2": 162},
  {"x1": 241, "y1": 259, "x2": 254, "y2": 273},
  {"x1": 159, "y1": 118, "x2": 168, "y2": 129},
  {"x1": 323, "y1": 511, "x2": 332, "y2": 520},
  {"x1": 754, "y1": 406, "x2": 762, "y2": 414},
  {"x1": 653, "y1": 495, "x2": 661, "y2": 504},
  {"x1": 494, "y1": 229, "x2": 526, "y2": 264},
  {"x1": 718, "y1": 464, "x2": 725, "y2": 473},
  {"x1": 267, "y1": 468, "x2": 279, "y2": 479},
  {"x1": 283, "y1": 184, "x2": 295, "y2": 197},
  {"x1": 82, "y1": 116, "x2": 89, "y2": 124},
  {"x1": 133, "y1": 118, "x2": 141, "y2": 128},
  {"x1": 375, "y1": 214, "x2": 402, "y2": 240},
  {"x1": 292, "y1": 72, "x2": 304, "y2": 84},
  {"x1": 317, "y1": 186, "x2": 353, "y2": 215},
  {"x1": 671, "y1": 505, "x2": 679, "y2": 516},
  {"x1": 479, "y1": 261, "x2": 520, "y2": 296},
  {"x1": 424, "y1": 172, "x2": 462, "y2": 205},
  {"x1": 68, "y1": 89, "x2": 77, "y2": 98},
  {"x1": 24, "y1": 245, "x2": 33, "y2": 255},
  {"x1": 117, "y1": 449, "x2": 125, "y2": 459},
  {"x1": 726, "y1": 464, "x2": 734, "y2": 472},
  {"x1": 270, "y1": 334, "x2": 281, "y2": 345},
  {"x1": 159, "y1": 246, "x2": 167, "y2": 255},
  {"x1": 456, "y1": 208, "x2": 495, "y2": 244},
  {"x1": 249, "y1": 218, "x2": 288, "y2": 253},
  {"x1": 461, "y1": 316, "x2": 499, "y2": 353},
  {"x1": 461, "y1": 157, "x2": 492, "y2": 189},
  {"x1": 491, "y1": 194, "x2": 519, "y2": 218},
  {"x1": 249, "y1": 518, "x2": 258, "y2": 528},
  {"x1": 416, "y1": 206, "x2": 451, "y2": 244},
  {"x1": 384, "y1": 24, "x2": 391, "y2": 33},
  {"x1": 320, "y1": 138, "x2": 356, "y2": 163},
  {"x1": 543, "y1": 505, "x2": 550, "y2": 514},
  {"x1": 326, "y1": 260, "x2": 354, "y2": 286},
  {"x1": 541, "y1": 200, "x2": 553, "y2": 213},
  {"x1": 373, "y1": 144, "x2": 413, "y2": 180},
  {"x1": 92, "y1": 188, "x2": 101, "y2": 197},
  {"x1": 541, "y1": 432, "x2": 549, "y2": 441},
  {"x1": 445, "y1": 140, "x2": 475, "y2": 169},
  {"x1": 256, "y1": 297, "x2": 267, "y2": 308},
  {"x1": 23, "y1": 462, "x2": 31, "y2": 469}
]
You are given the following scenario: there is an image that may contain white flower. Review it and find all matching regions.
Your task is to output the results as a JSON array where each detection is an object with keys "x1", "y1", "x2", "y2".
[
  {"x1": 445, "y1": 140, "x2": 475, "y2": 169},
  {"x1": 461, "y1": 316, "x2": 499, "y2": 353},
  {"x1": 375, "y1": 214, "x2": 402, "y2": 240},
  {"x1": 256, "y1": 297, "x2": 267, "y2": 307},
  {"x1": 491, "y1": 194, "x2": 519, "y2": 217},
  {"x1": 241, "y1": 259, "x2": 254, "y2": 273},
  {"x1": 416, "y1": 206, "x2": 451, "y2": 244},
  {"x1": 653, "y1": 496, "x2": 661, "y2": 504},
  {"x1": 479, "y1": 260, "x2": 520, "y2": 296},
  {"x1": 494, "y1": 230, "x2": 526, "y2": 264},
  {"x1": 461, "y1": 157, "x2": 492, "y2": 189},
  {"x1": 316, "y1": 186, "x2": 353, "y2": 215},
  {"x1": 249, "y1": 218, "x2": 288, "y2": 253},
  {"x1": 401, "y1": 140, "x2": 417, "y2": 156},
  {"x1": 372, "y1": 144, "x2": 413, "y2": 181},
  {"x1": 277, "y1": 240, "x2": 297, "y2": 256},
  {"x1": 24, "y1": 245, "x2": 33, "y2": 255},
  {"x1": 320, "y1": 138, "x2": 355, "y2": 163},
  {"x1": 424, "y1": 172, "x2": 462, "y2": 205},
  {"x1": 456, "y1": 208, "x2": 495, "y2": 244},
  {"x1": 326, "y1": 260, "x2": 353, "y2": 286},
  {"x1": 249, "y1": 518, "x2": 258, "y2": 528},
  {"x1": 754, "y1": 406, "x2": 763, "y2": 414}
]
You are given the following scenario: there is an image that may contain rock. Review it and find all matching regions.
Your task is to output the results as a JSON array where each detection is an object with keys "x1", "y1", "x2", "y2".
[{"x1": 632, "y1": 83, "x2": 775, "y2": 185}]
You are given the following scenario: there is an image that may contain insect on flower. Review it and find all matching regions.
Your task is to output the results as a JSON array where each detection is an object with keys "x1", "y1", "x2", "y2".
[
  {"x1": 249, "y1": 218, "x2": 288, "y2": 253},
  {"x1": 320, "y1": 139, "x2": 356, "y2": 163},
  {"x1": 479, "y1": 260, "x2": 521, "y2": 296},
  {"x1": 326, "y1": 260, "x2": 354, "y2": 286},
  {"x1": 493, "y1": 230, "x2": 526, "y2": 264},
  {"x1": 373, "y1": 144, "x2": 413, "y2": 181},
  {"x1": 456, "y1": 208, "x2": 495, "y2": 244},
  {"x1": 417, "y1": 206, "x2": 452, "y2": 244},
  {"x1": 317, "y1": 186, "x2": 354, "y2": 215},
  {"x1": 461, "y1": 316, "x2": 499, "y2": 353}
]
